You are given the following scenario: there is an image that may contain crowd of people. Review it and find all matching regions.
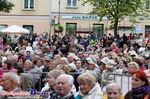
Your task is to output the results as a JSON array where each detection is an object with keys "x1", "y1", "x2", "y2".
[{"x1": 0, "y1": 32, "x2": 150, "y2": 99}]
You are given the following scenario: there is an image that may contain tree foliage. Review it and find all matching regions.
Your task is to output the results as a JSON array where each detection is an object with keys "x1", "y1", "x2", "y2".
[
  {"x1": 0, "y1": 0, "x2": 15, "y2": 13},
  {"x1": 81, "y1": 0, "x2": 150, "y2": 38}
]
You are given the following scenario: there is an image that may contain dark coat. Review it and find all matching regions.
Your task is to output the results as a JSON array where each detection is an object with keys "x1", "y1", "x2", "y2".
[{"x1": 54, "y1": 93, "x2": 75, "y2": 99}]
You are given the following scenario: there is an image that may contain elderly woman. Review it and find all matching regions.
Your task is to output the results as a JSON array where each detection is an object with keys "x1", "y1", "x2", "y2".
[
  {"x1": 127, "y1": 62, "x2": 139, "y2": 74},
  {"x1": 41, "y1": 69, "x2": 65, "y2": 98},
  {"x1": 100, "y1": 57, "x2": 109, "y2": 74},
  {"x1": 106, "y1": 83, "x2": 122, "y2": 99},
  {"x1": 75, "y1": 60, "x2": 84, "y2": 73},
  {"x1": 144, "y1": 61, "x2": 150, "y2": 76},
  {"x1": 44, "y1": 69, "x2": 76, "y2": 98},
  {"x1": 36, "y1": 58, "x2": 44, "y2": 70},
  {"x1": 68, "y1": 63, "x2": 77, "y2": 72},
  {"x1": 125, "y1": 70, "x2": 150, "y2": 99},
  {"x1": 114, "y1": 60, "x2": 128, "y2": 74},
  {"x1": 0, "y1": 59, "x2": 13, "y2": 78},
  {"x1": 57, "y1": 57, "x2": 68, "y2": 68},
  {"x1": 85, "y1": 57, "x2": 101, "y2": 81},
  {"x1": 102, "y1": 60, "x2": 115, "y2": 87},
  {"x1": 76, "y1": 71, "x2": 103, "y2": 99}
]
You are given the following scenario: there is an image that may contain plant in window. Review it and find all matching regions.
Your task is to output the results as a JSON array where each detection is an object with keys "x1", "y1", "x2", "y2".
[{"x1": 54, "y1": 25, "x2": 64, "y2": 33}]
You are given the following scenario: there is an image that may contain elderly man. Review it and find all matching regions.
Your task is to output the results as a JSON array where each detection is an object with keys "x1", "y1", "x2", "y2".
[
  {"x1": 56, "y1": 74, "x2": 75, "y2": 99},
  {"x1": 67, "y1": 54, "x2": 75, "y2": 64},
  {"x1": 106, "y1": 83, "x2": 122, "y2": 99},
  {"x1": 24, "y1": 60, "x2": 39, "y2": 87},
  {"x1": 0, "y1": 72, "x2": 23, "y2": 99},
  {"x1": 7, "y1": 56, "x2": 20, "y2": 67},
  {"x1": 112, "y1": 43, "x2": 120, "y2": 54},
  {"x1": 49, "y1": 60, "x2": 57, "y2": 70}
]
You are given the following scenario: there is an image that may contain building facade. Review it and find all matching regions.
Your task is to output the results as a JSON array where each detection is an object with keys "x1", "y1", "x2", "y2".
[{"x1": 0, "y1": 0, "x2": 150, "y2": 38}]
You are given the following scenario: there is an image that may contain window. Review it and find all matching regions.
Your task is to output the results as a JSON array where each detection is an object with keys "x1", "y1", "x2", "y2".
[
  {"x1": 23, "y1": 25, "x2": 33, "y2": 35},
  {"x1": 66, "y1": 23, "x2": 77, "y2": 35},
  {"x1": 146, "y1": 1, "x2": 150, "y2": 9},
  {"x1": 67, "y1": 0, "x2": 77, "y2": 7},
  {"x1": 24, "y1": 0, "x2": 34, "y2": 10},
  {"x1": 0, "y1": 25, "x2": 7, "y2": 31},
  {"x1": 145, "y1": 25, "x2": 150, "y2": 34},
  {"x1": 93, "y1": 24, "x2": 104, "y2": 38},
  {"x1": 2, "y1": 0, "x2": 8, "y2": 3},
  {"x1": 93, "y1": 2, "x2": 99, "y2": 8}
]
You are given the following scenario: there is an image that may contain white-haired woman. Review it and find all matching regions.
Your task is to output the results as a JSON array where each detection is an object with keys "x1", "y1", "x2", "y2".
[
  {"x1": 144, "y1": 61, "x2": 150, "y2": 76},
  {"x1": 127, "y1": 62, "x2": 139, "y2": 74},
  {"x1": 76, "y1": 71, "x2": 103, "y2": 99},
  {"x1": 57, "y1": 57, "x2": 68, "y2": 68},
  {"x1": 106, "y1": 83, "x2": 122, "y2": 99}
]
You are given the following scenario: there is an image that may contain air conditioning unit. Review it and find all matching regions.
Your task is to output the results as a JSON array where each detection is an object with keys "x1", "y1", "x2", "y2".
[{"x1": 51, "y1": 18, "x2": 58, "y2": 24}]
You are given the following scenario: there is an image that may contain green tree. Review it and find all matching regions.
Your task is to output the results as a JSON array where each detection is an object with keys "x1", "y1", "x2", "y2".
[
  {"x1": 0, "y1": 0, "x2": 15, "y2": 13},
  {"x1": 82, "y1": 0, "x2": 150, "y2": 38}
]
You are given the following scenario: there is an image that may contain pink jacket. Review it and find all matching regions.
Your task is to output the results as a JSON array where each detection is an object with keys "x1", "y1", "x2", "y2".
[{"x1": 0, "y1": 67, "x2": 14, "y2": 78}]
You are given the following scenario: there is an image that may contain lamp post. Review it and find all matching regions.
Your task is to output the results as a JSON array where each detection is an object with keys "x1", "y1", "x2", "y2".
[
  {"x1": 58, "y1": 0, "x2": 60, "y2": 25},
  {"x1": 49, "y1": 0, "x2": 52, "y2": 39}
]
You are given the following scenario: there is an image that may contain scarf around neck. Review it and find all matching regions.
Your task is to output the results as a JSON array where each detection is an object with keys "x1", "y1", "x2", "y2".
[{"x1": 131, "y1": 86, "x2": 150, "y2": 99}]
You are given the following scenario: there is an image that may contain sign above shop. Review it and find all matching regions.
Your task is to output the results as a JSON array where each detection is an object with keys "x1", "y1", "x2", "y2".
[
  {"x1": 62, "y1": 16, "x2": 107, "y2": 20},
  {"x1": 133, "y1": 28, "x2": 142, "y2": 33}
]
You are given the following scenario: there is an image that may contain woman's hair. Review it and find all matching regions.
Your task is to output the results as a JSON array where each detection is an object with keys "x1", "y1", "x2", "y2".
[
  {"x1": 78, "y1": 71, "x2": 97, "y2": 87},
  {"x1": 132, "y1": 70, "x2": 150, "y2": 86},
  {"x1": 106, "y1": 83, "x2": 122, "y2": 94},
  {"x1": 4, "y1": 59, "x2": 12, "y2": 70},
  {"x1": 58, "y1": 65, "x2": 69, "y2": 74},
  {"x1": 54, "y1": 54, "x2": 61, "y2": 60},
  {"x1": 14, "y1": 66, "x2": 24, "y2": 75},
  {"x1": 128, "y1": 62, "x2": 139, "y2": 70},
  {"x1": 48, "y1": 69, "x2": 65, "y2": 79},
  {"x1": 37, "y1": 58, "x2": 44, "y2": 65},
  {"x1": 18, "y1": 56, "x2": 26, "y2": 65},
  {"x1": 133, "y1": 59, "x2": 143, "y2": 66},
  {"x1": 75, "y1": 59, "x2": 82, "y2": 64},
  {"x1": 119, "y1": 59, "x2": 127, "y2": 67}
]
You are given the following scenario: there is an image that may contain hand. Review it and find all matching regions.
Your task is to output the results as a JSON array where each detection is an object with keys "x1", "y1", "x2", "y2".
[{"x1": 42, "y1": 78, "x2": 47, "y2": 82}]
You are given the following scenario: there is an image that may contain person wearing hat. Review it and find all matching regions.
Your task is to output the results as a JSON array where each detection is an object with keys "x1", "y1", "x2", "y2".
[
  {"x1": 85, "y1": 57, "x2": 101, "y2": 81},
  {"x1": 130, "y1": 51, "x2": 138, "y2": 61},
  {"x1": 101, "y1": 60, "x2": 115, "y2": 87},
  {"x1": 100, "y1": 57, "x2": 109, "y2": 74}
]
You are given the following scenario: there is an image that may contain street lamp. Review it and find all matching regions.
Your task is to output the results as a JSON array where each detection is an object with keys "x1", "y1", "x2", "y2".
[
  {"x1": 49, "y1": 0, "x2": 52, "y2": 39},
  {"x1": 58, "y1": 0, "x2": 60, "y2": 25}
]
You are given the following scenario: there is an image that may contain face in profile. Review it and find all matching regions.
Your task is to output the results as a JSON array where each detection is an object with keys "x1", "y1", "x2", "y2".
[
  {"x1": 107, "y1": 87, "x2": 122, "y2": 99},
  {"x1": 79, "y1": 80, "x2": 92, "y2": 94},
  {"x1": 132, "y1": 74, "x2": 145, "y2": 89},
  {"x1": 47, "y1": 75, "x2": 56, "y2": 88}
]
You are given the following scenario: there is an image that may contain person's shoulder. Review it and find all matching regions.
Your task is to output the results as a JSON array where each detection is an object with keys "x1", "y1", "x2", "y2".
[
  {"x1": 67, "y1": 94, "x2": 75, "y2": 99},
  {"x1": 124, "y1": 91, "x2": 132, "y2": 99},
  {"x1": 14, "y1": 87, "x2": 24, "y2": 92},
  {"x1": 113, "y1": 69, "x2": 120, "y2": 73}
]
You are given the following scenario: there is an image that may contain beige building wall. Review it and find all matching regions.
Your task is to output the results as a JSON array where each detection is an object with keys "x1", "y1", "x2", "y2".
[
  {"x1": 0, "y1": 0, "x2": 150, "y2": 37},
  {"x1": 1, "y1": 0, "x2": 50, "y2": 15}
]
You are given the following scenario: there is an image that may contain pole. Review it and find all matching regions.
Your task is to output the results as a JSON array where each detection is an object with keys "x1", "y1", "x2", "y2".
[
  {"x1": 58, "y1": 0, "x2": 60, "y2": 25},
  {"x1": 49, "y1": 0, "x2": 52, "y2": 39}
]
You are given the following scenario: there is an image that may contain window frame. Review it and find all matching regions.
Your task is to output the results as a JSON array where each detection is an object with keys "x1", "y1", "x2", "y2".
[
  {"x1": 2, "y1": 0, "x2": 8, "y2": 3},
  {"x1": 23, "y1": 0, "x2": 35, "y2": 10},
  {"x1": 66, "y1": 0, "x2": 78, "y2": 8},
  {"x1": 23, "y1": 25, "x2": 34, "y2": 35},
  {"x1": 146, "y1": 0, "x2": 150, "y2": 10}
]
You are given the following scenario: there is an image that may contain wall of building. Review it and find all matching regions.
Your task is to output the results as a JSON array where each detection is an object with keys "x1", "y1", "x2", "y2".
[{"x1": 0, "y1": 0, "x2": 150, "y2": 37}]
